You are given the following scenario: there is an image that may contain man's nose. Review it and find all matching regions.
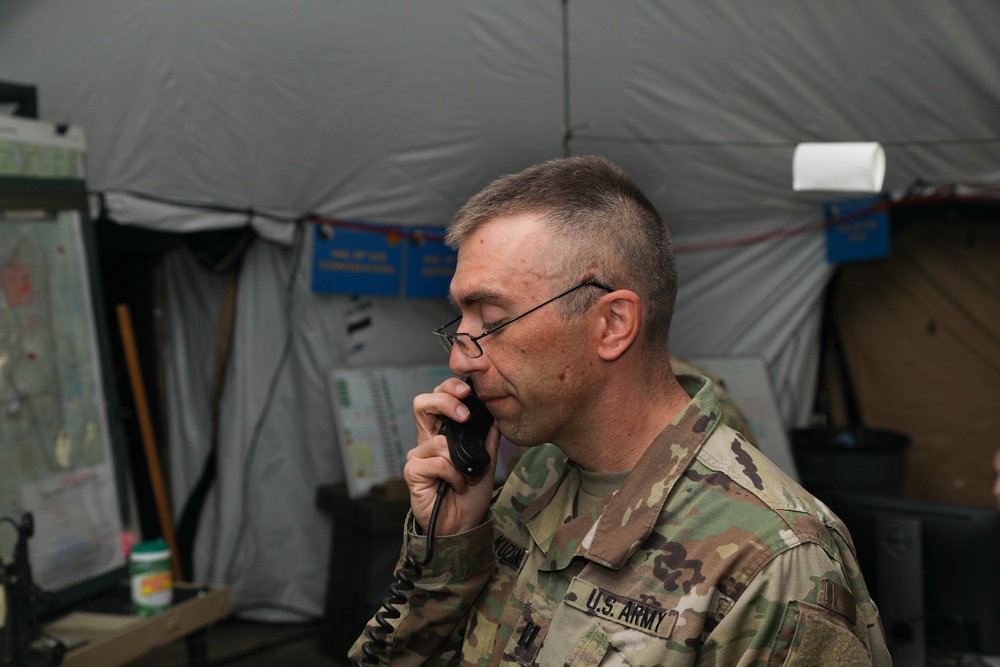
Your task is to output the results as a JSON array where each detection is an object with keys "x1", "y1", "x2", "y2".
[{"x1": 449, "y1": 341, "x2": 488, "y2": 377}]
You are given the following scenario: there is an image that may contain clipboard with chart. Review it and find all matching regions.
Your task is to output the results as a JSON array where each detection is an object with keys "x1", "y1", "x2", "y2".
[{"x1": 328, "y1": 364, "x2": 454, "y2": 498}]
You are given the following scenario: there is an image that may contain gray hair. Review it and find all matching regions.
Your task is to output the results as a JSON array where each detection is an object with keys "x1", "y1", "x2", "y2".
[{"x1": 447, "y1": 155, "x2": 677, "y2": 352}]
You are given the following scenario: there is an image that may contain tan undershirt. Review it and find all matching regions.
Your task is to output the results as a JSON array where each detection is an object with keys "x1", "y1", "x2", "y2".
[{"x1": 575, "y1": 466, "x2": 630, "y2": 518}]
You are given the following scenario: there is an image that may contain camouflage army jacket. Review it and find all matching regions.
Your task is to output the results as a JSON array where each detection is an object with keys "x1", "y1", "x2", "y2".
[{"x1": 349, "y1": 375, "x2": 891, "y2": 666}]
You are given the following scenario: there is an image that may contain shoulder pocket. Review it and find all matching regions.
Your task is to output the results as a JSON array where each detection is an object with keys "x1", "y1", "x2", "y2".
[{"x1": 769, "y1": 600, "x2": 871, "y2": 666}]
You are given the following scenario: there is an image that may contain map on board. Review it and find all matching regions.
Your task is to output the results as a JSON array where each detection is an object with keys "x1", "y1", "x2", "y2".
[{"x1": 0, "y1": 209, "x2": 125, "y2": 590}]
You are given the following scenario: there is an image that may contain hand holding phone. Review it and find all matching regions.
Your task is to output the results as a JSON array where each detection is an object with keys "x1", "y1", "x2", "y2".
[
  {"x1": 406, "y1": 377, "x2": 498, "y2": 537},
  {"x1": 438, "y1": 378, "x2": 494, "y2": 477}
]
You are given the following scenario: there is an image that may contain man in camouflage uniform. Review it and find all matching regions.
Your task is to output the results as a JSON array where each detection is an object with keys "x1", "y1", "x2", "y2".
[{"x1": 349, "y1": 156, "x2": 890, "y2": 666}]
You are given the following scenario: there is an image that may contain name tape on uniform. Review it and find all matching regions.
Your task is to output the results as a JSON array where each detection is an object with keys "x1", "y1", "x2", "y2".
[{"x1": 564, "y1": 577, "x2": 677, "y2": 639}]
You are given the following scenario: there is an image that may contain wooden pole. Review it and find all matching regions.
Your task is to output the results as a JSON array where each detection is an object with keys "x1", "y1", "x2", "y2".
[{"x1": 116, "y1": 304, "x2": 184, "y2": 582}]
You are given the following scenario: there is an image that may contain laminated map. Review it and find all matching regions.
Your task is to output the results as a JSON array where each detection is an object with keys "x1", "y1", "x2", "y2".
[{"x1": 0, "y1": 115, "x2": 126, "y2": 592}]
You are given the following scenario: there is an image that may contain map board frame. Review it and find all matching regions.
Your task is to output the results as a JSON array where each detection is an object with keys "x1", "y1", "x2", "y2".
[{"x1": 1, "y1": 168, "x2": 132, "y2": 608}]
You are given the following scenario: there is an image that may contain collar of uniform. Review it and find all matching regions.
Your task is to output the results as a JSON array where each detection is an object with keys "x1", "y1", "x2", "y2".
[
  {"x1": 522, "y1": 375, "x2": 721, "y2": 572},
  {"x1": 520, "y1": 456, "x2": 579, "y2": 557},
  {"x1": 584, "y1": 375, "x2": 720, "y2": 568}
]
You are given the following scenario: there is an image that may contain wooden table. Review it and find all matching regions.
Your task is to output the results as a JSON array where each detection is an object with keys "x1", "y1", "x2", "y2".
[{"x1": 43, "y1": 583, "x2": 229, "y2": 667}]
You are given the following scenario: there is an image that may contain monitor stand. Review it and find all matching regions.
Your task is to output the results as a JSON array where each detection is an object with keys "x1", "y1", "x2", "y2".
[{"x1": 876, "y1": 514, "x2": 926, "y2": 667}]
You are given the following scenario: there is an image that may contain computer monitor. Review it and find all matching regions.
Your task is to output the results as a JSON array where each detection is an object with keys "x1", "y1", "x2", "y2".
[{"x1": 829, "y1": 492, "x2": 1000, "y2": 665}]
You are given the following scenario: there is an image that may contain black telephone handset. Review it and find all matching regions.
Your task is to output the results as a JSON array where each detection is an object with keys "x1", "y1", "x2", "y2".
[{"x1": 438, "y1": 378, "x2": 494, "y2": 477}]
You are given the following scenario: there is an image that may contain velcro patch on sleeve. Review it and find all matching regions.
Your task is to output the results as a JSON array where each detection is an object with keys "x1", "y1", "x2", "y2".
[
  {"x1": 785, "y1": 605, "x2": 870, "y2": 666},
  {"x1": 819, "y1": 578, "x2": 857, "y2": 625}
]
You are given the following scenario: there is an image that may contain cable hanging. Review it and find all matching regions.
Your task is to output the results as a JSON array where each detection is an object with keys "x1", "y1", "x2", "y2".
[
  {"x1": 570, "y1": 134, "x2": 1000, "y2": 150},
  {"x1": 94, "y1": 178, "x2": 1000, "y2": 258}
]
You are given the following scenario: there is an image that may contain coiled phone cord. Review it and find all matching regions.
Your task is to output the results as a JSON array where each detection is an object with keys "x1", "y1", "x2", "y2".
[{"x1": 356, "y1": 480, "x2": 450, "y2": 666}]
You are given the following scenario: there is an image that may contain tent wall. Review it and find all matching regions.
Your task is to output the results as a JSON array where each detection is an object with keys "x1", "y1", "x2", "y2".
[
  {"x1": 162, "y1": 232, "x2": 456, "y2": 619},
  {"x1": 829, "y1": 209, "x2": 1000, "y2": 508}
]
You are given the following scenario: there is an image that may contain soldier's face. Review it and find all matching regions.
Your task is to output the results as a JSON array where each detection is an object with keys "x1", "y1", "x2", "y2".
[{"x1": 446, "y1": 214, "x2": 600, "y2": 448}]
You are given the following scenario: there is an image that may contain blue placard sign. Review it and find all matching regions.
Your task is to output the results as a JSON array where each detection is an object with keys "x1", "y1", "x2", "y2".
[
  {"x1": 311, "y1": 223, "x2": 402, "y2": 296},
  {"x1": 311, "y1": 222, "x2": 456, "y2": 298},
  {"x1": 824, "y1": 195, "x2": 890, "y2": 264},
  {"x1": 404, "y1": 228, "x2": 456, "y2": 298}
]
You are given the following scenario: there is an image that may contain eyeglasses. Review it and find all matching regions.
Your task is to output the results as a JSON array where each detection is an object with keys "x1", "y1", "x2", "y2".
[{"x1": 433, "y1": 279, "x2": 615, "y2": 358}]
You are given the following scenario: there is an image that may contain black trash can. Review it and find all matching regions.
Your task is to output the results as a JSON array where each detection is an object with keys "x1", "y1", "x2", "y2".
[{"x1": 790, "y1": 426, "x2": 910, "y2": 505}]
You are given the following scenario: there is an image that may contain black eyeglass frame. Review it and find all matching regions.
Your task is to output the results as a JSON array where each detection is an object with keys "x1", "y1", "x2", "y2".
[{"x1": 433, "y1": 279, "x2": 615, "y2": 358}]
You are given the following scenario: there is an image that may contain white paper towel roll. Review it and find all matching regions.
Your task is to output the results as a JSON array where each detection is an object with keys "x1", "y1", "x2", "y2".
[{"x1": 792, "y1": 142, "x2": 885, "y2": 192}]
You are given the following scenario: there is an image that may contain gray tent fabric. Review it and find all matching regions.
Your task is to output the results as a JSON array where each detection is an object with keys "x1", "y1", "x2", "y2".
[
  {"x1": 3, "y1": 1, "x2": 998, "y2": 618},
  {"x1": 163, "y1": 238, "x2": 456, "y2": 619}
]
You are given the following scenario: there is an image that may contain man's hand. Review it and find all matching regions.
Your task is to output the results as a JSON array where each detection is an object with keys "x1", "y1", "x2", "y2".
[{"x1": 406, "y1": 377, "x2": 501, "y2": 536}]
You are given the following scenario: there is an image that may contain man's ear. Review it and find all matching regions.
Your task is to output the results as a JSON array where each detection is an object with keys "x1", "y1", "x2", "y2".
[{"x1": 596, "y1": 291, "x2": 642, "y2": 362}]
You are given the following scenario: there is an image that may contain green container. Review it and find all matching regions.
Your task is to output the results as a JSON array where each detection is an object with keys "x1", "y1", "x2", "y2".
[{"x1": 129, "y1": 538, "x2": 173, "y2": 617}]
